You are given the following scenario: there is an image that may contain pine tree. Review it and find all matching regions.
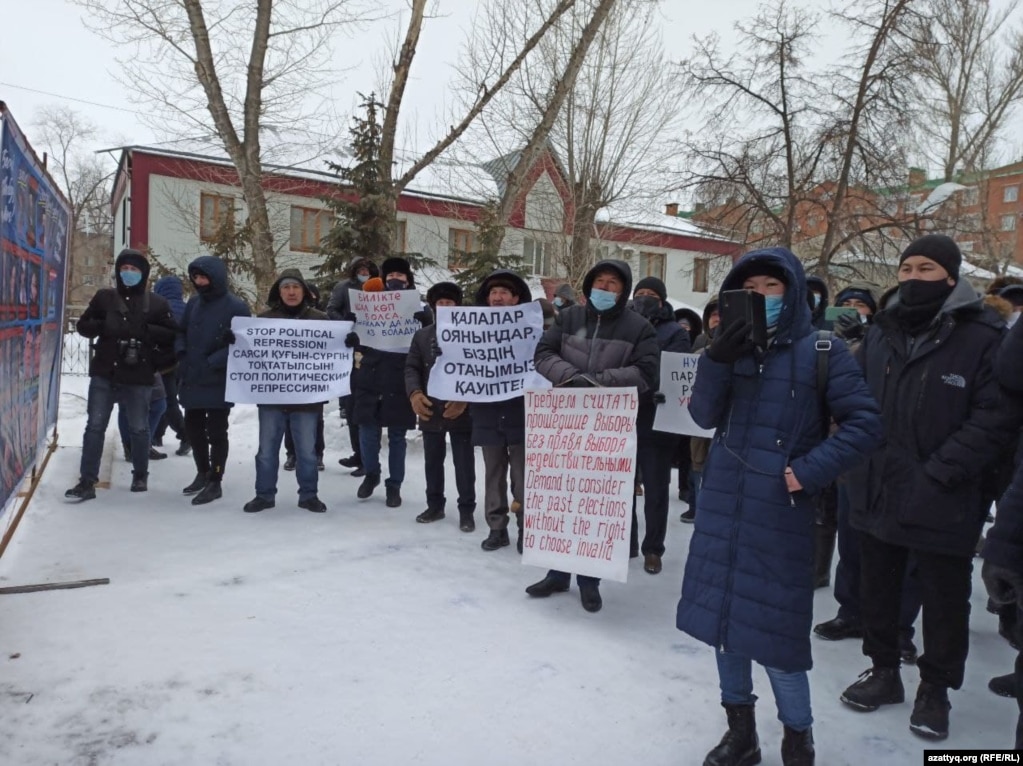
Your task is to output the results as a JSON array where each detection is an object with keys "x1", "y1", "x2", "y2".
[
  {"x1": 452, "y1": 200, "x2": 525, "y2": 296},
  {"x1": 318, "y1": 94, "x2": 395, "y2": 281}
]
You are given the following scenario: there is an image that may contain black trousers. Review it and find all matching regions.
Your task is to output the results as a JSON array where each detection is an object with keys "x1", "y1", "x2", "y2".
[
  {"x1": 154, "y1": 369, "x2": 186, "y2": 441},
  {"x1": 631, "y1": 432, "x2": 679, "y2": 556},
  {"x1": 285, "y1": 412, "x2": 325, "y2": 457},
  {"x1": 423, "y1": 429, "x2": 476, "y2": 515},
  {"x1": 340, "y1": 395, "x2": 360, "y2": 461},
  {"x1": 859, "y1": 532, "x2": 973, "y2": 689},
  {"x1": 184, "y1": 408, "x2": 231, "y2": 481}
]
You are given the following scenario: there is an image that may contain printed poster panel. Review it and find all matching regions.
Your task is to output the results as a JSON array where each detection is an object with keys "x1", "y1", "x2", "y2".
[
  {"x1": 521, "y1": 387, "x2": 638, "y2": 583},
  {"x1": 349, "y1": 288, "x2": 421, "y2": 352},
  {"x1": 0, "y1": 109, "x2": 70, "y2": 517},
  {"x1": 430, "y1": 303, "x2": 550, "y2": 403},
  {"x1": 653, "y1": 352, "x2": 716, "y2": 437},
  {"x1": 225, "y1": 317, "x2": 354, "y2": 404}
]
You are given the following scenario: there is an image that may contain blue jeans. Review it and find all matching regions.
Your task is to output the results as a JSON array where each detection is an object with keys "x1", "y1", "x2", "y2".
[
  {"x1": 359, "y1": 425, "x2": 407, "y2": 488},
  {"x1": 254, "y1": 407, "x2": 320, "y2": 502},
  {"x1": 117, "y1": 397, "x2": 166, "y2": 451},
  {"x1": 715, "y1": 649, "x2": 813, "y2": 732},
  {"x1": 80, "y1": 377, "x2": 151, "y2": 482}
]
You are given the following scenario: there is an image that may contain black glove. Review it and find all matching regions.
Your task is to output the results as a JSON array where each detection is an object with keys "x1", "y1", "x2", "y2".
[
  {"x1": 345, "y1": 332, "x2": 360, "y2": 348},
  {"x1": 413, "y1": 310, "x2": 430, "y2": 326},
  {"x1": 429, "y1": 335, "x2": 442, "y2": 357},
  {"x1": 652, "y1": 392, "x2": 666, "y2": 404},
  {"x1": 705, "y1": 319, "x2": 754, "y2": 364},
  {"x1": 983, "y1": 560, "x2": 1023, "y2": 608},
  {"x1": 833, "y1": 312, "x2": 864, "y2": 342},
  {"x1": 222, "y1": 329, "x2": 236, "y2": 345}
]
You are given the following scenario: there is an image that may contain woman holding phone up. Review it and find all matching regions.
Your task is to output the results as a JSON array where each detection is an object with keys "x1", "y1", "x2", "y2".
[{"x1": 675, "y1": 247, "x2": 882, "y2": 766}]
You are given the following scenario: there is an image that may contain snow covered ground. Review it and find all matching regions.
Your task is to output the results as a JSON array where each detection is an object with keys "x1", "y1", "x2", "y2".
[{"x1": 0, "y1": 375, "x2": 1016, "y2": 765}]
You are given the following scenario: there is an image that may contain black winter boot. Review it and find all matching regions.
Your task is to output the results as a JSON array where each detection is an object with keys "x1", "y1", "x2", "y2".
[
  {"x1": 481, "y1": 529, "x2": 510, "y2": 551},
  {"x1": 813, "y1": 523, "x2": 836, "y2": 588},
  {"x1": 781, "y1": 726, "x2": 814, "y2": 765},
  {"x1": 840, "y1": 667, "x2": 904, "y2": 711},
  {"x1": 130, "y1": 472, "x2": 148, "y2": 492},
  {"x1": 192, "y1": 479, "x2": 222, "y2": 505},
  {"x1": 458, "y1": 512, "x2": 475, "y2": 533},
  {"x1": 385, "y1": 485, "x2": 402, "y2": 508},
  {"x1": 182, "y1": 473, "x2": 206, "y2": 495},
  {"x1": 416, "y1": 507, "x2": 445, "y2": 523},
  {"x1": 357, "y1": 473, "x2": 380, "y2": 499},
  {"x1": 704, "y1": 703, "x2": 761, "y2": 766},
  {"x1": 813, "y1": 615, "x2": 862, "y2": 641},
  {"x1": 909, "y1": 681, "x2": 950, "y2": 740},
  {"x1": 65, "y1": 479, "x2": 96, "y2": 501}
]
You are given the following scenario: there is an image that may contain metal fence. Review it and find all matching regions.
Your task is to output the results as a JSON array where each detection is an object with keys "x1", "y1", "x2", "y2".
[{"x1": 62, "y1": 333, "x2": 90, "y2": 376}]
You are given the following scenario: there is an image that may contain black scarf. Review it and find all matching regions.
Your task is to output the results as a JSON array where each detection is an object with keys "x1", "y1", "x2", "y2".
[{"x1": 892, "y1": 280, "x2": 953, "y2": 335}]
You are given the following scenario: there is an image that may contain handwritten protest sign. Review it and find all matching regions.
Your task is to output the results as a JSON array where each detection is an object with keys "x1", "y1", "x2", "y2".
[
  {"x1": 521, "y1": 387, "x2": 638, "y2": 583},
  {"x1": 225, "y1": 317, "x2": 354, "y2": 405},
  {"x1": 349, "y1": 288, "x2": 421, "y2": 352},
  {"x1": 430, "y1": 303, "x2": 551, "y2": 403},
  {"x1": 653, "y1": 352, "x2": 715, "y2": 437}
]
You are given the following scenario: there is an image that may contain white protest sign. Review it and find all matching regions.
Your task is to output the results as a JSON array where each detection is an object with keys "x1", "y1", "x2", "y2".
[
  {"x1": 430, "y1": 303, "x2": 551, "y2": 403},
  {"x1": 653, "y1": 351, "x2": 716, "y2": 437},
  {"x1": 521, "y1": 387, "x2": 638, "y2": 583},
  {"x1": 349, "y1": 288, "x2": 421, "y2": 352},
  {"x1": 225, "y1": 317, "x2": 354, "y2": 405}
]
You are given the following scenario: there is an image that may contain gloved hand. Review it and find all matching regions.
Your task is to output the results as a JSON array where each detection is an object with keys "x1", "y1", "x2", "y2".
[
  {"x1": 443, "y1": 401, "x2": 468, "y2": 419},
  {"x1": 705, "y1": 319, "x2": 754, "y2": 364},
  {"x1": 222, "y1": 329, "x2": 236, "y2": 345},
  {"x1": 345, "y1": 332, "x2": 360, "y2": 348},
  {"x1": 652, "y1": 392, "x2": 666, "y2": 404},
  {"x1": 983, "y1": 560, "x2": 1023, "y2": 607},
  {"x1": 413, "y1": 310, "x2": 431, "y2": 326},
  {"x1": 410, "y1": 390, "x2": 434, "y2": 419},
  {"x1": 833, "y1": 312, "x2": 864, "y2": 342},
  {"x1": 429, "y1": 335, "x2": 442, "y2": 358},
  {"x1": 564, "y1": 374, "x2": 598, "y2": 388}
]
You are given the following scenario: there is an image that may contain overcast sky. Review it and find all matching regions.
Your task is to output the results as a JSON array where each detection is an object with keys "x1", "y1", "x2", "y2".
[{"x1": 2, "y1": 0, "x2": 1021, "y2": 178}]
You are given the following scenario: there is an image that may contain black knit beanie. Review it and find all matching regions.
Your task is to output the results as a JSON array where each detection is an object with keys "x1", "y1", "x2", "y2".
[
  {"x1": 634, "y1": 276, "x2": 668, "y2": 302},
  {"x1": 900, "y1": 234, "x2": 961, "y2": 281}
]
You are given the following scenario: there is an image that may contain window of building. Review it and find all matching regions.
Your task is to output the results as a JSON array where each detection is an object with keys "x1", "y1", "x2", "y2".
[
  {"x1": 1005, "y1": 185, "x2": 1019, "y2": 203},
  {"x1": 289, "y1": 206, "x2": 333, "y2": 253},
  {"x1": 393, "y1": 219, "x2": 407, "y2": 253},
  {"x1": 448, "y1": 228, "x2": 477, "y2": 269},
  {"x1": 199, "y1": 192, "x2": 236, "y2": 242},
  {"x1": 523, "y1": 236, "x2": 552, "y2": 276},
  {"x1": 639, "y1": 251, "x2": 665, "y2": 281},
  {"x1": 693, "y1": 258, "x2": 709, "y2": 293},
  {"x1": 1002, "y1": 214, "x2": 1017, "y2": 231}
]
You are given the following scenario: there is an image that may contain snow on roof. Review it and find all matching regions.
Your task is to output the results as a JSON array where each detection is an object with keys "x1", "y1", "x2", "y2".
[{"x1": 595, "y1": 205, "x2": 733, "y2": 243}]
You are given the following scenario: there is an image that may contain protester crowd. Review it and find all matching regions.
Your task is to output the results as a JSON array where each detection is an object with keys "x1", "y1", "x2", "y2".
[{"x1": 62, "y1": 237, "x2": 1023, "y2": 763}]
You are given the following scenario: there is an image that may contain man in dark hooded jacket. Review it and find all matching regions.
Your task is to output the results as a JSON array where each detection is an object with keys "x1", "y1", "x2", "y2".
[
  {"x1": 152, "y1": 275, "x2": 189, "y2": 455},
  {"x1": 65, "y1": 249, "x2": 178, "y2": 499},
  {"x1": 328, "y1": 257, "x2": 379, "y2": 473},
  {"x1": 405, "y1": 281, "x2": 475, "y2": 530},
  {"x1": 242, "y1": 269, "x2": 329, "y2": 514},
  {"x1": 806, "y1": 275, "x2": 829, "y2": 330},
  {"x1": 471, "y1": 270, "x2": 534, "y2": 552},
  {"x1": 839, "y1": 234, "x2": 1019, "y2": 742},
  {"x1": 526, "y1": 260, "x2": 659, "y2": 613},
  {"x1": 177, "y1": 256, "x2": 251, "y2": 505},
  {"x1": 630, "y1": 276, "x2": 690, "y2": 575}
]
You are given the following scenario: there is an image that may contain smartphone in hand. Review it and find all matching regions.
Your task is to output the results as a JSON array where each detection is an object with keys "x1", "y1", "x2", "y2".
[{"x1": 719, "y1": 289, "x2": 768, "y2": 348}]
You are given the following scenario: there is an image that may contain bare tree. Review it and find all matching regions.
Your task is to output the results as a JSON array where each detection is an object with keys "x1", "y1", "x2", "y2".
[
  {"x1": 73, "y1": 0, "x2": 371, "y2": 305},
  {"x1": 679, "y1": 0, "x2": 921, "y2": 283}
]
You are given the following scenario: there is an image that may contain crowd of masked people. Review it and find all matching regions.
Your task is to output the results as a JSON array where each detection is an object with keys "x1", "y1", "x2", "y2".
[{"x1": 62, "y1": 235, "x2": 1023, "y2": 762}]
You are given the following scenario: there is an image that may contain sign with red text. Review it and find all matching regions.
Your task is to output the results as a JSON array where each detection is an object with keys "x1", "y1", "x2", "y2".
[
  {"x1": 430, "y1": 303, "x2": 550, "y2": 402},
  {"x1": 225, "y1": 317, "x2": 354, "y2": 404},
  {"x1": 349, "y1": 288, "x2": 422, "y2": 352},
  {"x1": 522, "y1": 387, "x2": 638, "y2": 582},
  {"x1": 653, "y1": 352, "x2": 715, "y2": 437}
]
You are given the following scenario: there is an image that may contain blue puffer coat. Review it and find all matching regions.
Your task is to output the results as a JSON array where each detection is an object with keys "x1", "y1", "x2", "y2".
[
  {"x1": 153, "y1": 275, "x2": 187, "y2": 324},
  {"x1": 676, "y1": 247, "x2": 882, "y2": 672},
  {"x1": 176, "y1": 256, "x2": 251, "y2": 409}
]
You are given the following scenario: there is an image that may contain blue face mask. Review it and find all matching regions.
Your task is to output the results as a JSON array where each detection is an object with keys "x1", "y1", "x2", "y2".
[
  {"x1": 764, "y1": 294, "x2": 784, "y2": 328},
  {"x1": 357, "y1": 274, "x2": 369, "y2": 284},
  {"x1": 590, "y1": 288, "x2": 618, "y2": 312},
  {"x1": 119, "y1": 270, "x2": 143, "y2": 288}
]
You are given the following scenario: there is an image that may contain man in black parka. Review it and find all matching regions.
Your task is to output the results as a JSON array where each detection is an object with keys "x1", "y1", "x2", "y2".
[{"x1": 66, "y1": 249, "x2": 178, "y2": 499}]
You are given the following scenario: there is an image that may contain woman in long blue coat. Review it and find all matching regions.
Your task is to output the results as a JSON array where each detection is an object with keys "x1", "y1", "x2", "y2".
[{"x1": 676, "y1": 248, "x2": 882, "y2": 766}]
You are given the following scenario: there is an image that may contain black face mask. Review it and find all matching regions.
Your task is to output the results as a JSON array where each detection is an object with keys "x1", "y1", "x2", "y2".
[
  {"x1": 386, "y1": 278, "x2": 408, "y2": 291},
  {"x1": 899, "y1": 279, "x2": 953, "y2": 307},
  {"x1": 632, "y1": 296, "x2": 660, "y2": 318}
]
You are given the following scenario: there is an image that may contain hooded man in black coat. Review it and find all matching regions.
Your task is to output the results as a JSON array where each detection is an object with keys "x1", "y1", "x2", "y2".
[
  {"x1": 839, "y1": 234, "x2": 1021, "y2": 741},
  {"x1": 66, "y1": 249, "x2": 178, "y2": 499}
]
